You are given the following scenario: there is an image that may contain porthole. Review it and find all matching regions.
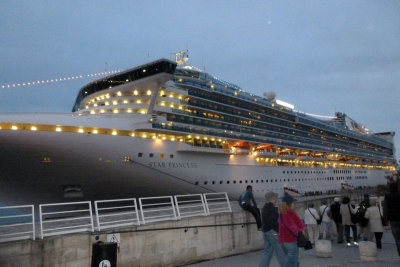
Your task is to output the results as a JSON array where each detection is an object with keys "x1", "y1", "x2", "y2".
[
  {"x1": 239, "y1": 180, "x2": 242, "y2": 184},
  {"x1": 160, "y1": 153, "x2": 164, "y2": 159},
  {"x1": 195, "y1": 181, "x2": 199, "y2": 185},
  {"x1": 220, "y1": 181, "x2": 223, "y2": 184},
  {"x1": 149, "y1": 153, "x2": 153, "y2": 158},
  {"x1": 138, "y1": 152, "x2": 143, "y2": 157},
  {"x1": 227, "y1": 181, "x2": 230, "y2": 184},
  {"x1": 170, "y1": 154, "x2": 174, "y2": 158},
  {"x1": 233, "y1": 180, "x2": 236, "y2": 184},
  {"x1": 204, "y1": 181, "x2": 208, "y2": 185},
  {"x1": 212, "y1": 181, "x2": 215, "y2": 184}
]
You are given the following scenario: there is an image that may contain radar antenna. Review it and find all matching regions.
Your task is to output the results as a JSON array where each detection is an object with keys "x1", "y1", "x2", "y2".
[{"x1": 172, "y1": 50, "x2": 189, "y2": 66}]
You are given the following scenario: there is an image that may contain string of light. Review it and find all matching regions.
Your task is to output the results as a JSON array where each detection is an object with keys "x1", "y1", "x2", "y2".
[{"x1": 0, "y1": 69, "x2": 122, "y2": 89}]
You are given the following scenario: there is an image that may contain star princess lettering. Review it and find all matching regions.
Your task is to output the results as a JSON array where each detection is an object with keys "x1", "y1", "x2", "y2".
[{"x1": 148, "y1": 161, "x2": 198, "y2": 168}]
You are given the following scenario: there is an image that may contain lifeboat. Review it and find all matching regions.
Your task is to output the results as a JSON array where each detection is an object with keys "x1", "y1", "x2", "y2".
[
  {"x1": 253, "y1": 144, "x2": 276, "y2": 157},
  {"x1": 297, "y1": 154, "x2": 314, "y2": 161},
  {"x1": 279, "y1": 151, "x2": 297, "y2": 160},
  {"x1": 230, "y1": 141, "x2": 251, "y2": 155}
]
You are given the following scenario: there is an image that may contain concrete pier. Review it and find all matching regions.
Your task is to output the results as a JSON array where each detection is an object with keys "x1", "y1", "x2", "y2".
[{"x1": 0, "y1": 194, "x2": 385, "y2": 266}]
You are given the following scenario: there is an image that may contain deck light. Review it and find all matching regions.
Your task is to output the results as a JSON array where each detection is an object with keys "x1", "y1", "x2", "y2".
[
  {"x1": 93, "y1": 129, "x2": 98, "y2": 134},
  {"x1": 78, "y1": 129, "x2": 84, "y2": 133},
  {"x1": 100, "y1": 109, "x2": 105, "y2": 113},
  {"x1": 136, "y1": 99, "x2": 142, "y2": 104},
  {"x1": 133, "y1": 90, "x2": 138, "y2": 95},
  {"x1": 56, "y1": 127, "x2": 62, "y2": 132},
  {"x1": 113, "y1": 109, "x2": 119, "y2": 113},
  {"x1": 11, "y1": 125, "x2": 18, "y2": 130},
  {"x1": 147, "y1": 90, "x2": 151, "y2": 95},
  {"x1": 31, "y1": 126, "x2": 37, "y2": 131},
  {"x1": 117, "y1": 91, "x2": 122, "y2": 96},
  {"x1": 112, "y1": 130, "x2": 117, "y2": 135},
  {"x1": 127, "y1": 109, "x2": 132, "y2": 113},
  {"x1": 113, "y1": 101, "x2": 118, "y2": 105}
]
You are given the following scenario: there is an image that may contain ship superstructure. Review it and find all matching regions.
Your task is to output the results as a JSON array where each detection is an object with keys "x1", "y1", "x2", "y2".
[{"x1": 0, "y1": 53, "x2": 397, "y2": 205}]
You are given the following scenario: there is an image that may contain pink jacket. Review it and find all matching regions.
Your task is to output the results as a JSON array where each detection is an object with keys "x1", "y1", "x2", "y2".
[{"x1": 279, "y1": 210, "x2": 305, "y2": 243}]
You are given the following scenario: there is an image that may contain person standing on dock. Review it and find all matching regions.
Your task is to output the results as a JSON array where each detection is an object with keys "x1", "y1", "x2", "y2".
[
  {"x1": 384, "y1": 179, "x2": 400, "y2": 256},
  {"x1": 304, "y1": 203, "x2": 320, "y2": 245},
  {"x1": 364, "y1": 197, "x2": 384, "y2": 249},
  {"x1": 239, "y1": 185, "x2": 262, "y2": 230},
  {"x1": 259, "y1": 192, "x2": 285, "y2": 267},
  {"x1": 278, "y1": 194, "x2": 305, "y2": 267},
  {"x1": 340, "y1": 196, "x2": 359, "y2": 247},
  {"x1": 330, "y1": 197, "x2": 344, "y2": 243},
  {"x1": 319, "y1": 200, "x2": 332, "y2": 240}
]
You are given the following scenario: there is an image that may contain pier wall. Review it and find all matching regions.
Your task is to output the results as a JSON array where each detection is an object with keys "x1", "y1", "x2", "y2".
[{"x1": 0, "y1": 196, "x2": 344, "y2": 267}]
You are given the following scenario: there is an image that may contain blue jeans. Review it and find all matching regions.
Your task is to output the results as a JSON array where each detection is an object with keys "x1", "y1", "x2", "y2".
[
  {"x1": 281, "y1": 242, "x2": 299, "y2": 267},
  {"x1": 390, "y1": 221, "x2": 400, "y2": 256},
  {"x1": 259, "y1": 230, "x2": 286, "y2": 267}
]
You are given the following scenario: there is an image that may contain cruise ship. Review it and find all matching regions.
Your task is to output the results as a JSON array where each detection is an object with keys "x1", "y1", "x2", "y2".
[{"x1": 0, "y1": 51, "x2": 397, "y2": 206}]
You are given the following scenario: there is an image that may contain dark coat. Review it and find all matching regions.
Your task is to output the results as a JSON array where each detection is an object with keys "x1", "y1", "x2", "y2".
[
  {"x1": 384, "y1": 191, "x2": 400, "y2": 222},
  {"x1": 261, "y1": 202, "x2": 279, "y2": 232},
  {"x1": 330, "y1": 202, "x2": 342, "y2": 224}
]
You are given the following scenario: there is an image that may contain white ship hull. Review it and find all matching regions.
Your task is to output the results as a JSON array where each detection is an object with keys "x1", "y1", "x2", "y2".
[{"x1": 0, "y1": 123, "x2": 390, "y2": 206}]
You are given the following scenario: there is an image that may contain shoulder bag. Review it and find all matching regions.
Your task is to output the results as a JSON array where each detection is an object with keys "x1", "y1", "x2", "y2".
[
  {"x1": 308, "y1": 208, "x2": 322, "y2": 225},
  {"x1": 348, "y1": 204, "x2": 358, "y2": 224},
  {"x1": 280, "y1": 214, "x2": 313, "y2": 250}
]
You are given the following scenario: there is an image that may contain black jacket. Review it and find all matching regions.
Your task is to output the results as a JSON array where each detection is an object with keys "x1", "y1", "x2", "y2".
[
  {"x1": 330, "y1": 202, "x2": 342, "y2": 224},
  {"x1": 384, "y1": 191, "x2": 400, "y2": 221},
  {"x1": 261, "y1": 202, "x2": 279, "y2": 232}
]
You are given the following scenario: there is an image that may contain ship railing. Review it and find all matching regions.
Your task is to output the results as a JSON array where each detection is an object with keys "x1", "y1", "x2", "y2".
[
  {"x1": 174, "y1": 194, "x2": 207, "y2": 220},
  {"x1": 138, "y1": 196, "x2": 177, "y2": 224},
  {"x1": 39, "y1": 201, "x2": 94, "y2": 239},
  {"x1": 0, "y1": 205, "x2": 35, "y2": 242},
  {"x1": 94, "y1": 198, "x2": 140, "y2": 231},
  {"x1": 203, "y1": 192, "x2": 232, "y2": 215}
]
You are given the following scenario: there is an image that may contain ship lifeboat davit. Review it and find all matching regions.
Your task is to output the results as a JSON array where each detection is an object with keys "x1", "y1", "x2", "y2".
[{"x1": 230, "y1": 141, "x2": 251, "y2": 155}]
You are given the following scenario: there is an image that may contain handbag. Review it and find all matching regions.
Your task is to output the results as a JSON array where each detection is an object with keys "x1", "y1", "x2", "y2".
[
  {"x1": 378, "y1": 205, "x2": 388, "y2": 226},
  {"x1": 308, "y1": 208, "x2": 322, "y2": 225},
  {"x1": 348, "y1": 204, "x2": 358, "y2": 224},
  {"x1": 280, "y1": 214, "x2": 313, "y2": 250}
]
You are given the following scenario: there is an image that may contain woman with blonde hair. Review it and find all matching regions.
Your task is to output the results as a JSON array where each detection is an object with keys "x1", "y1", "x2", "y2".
[{"x1": 279, "y1": 194, "x2": 305, "y2": 267}]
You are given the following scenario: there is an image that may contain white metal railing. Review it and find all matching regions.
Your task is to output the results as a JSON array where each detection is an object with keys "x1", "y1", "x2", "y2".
[
  {"x1": 0, "y1": 205, "x2": 35, "y2": 242},
  {"x1": 203, "y1": 192, "x2": 232, "y2": 215},
  {"x1": 174, "y1": 194, "x2": 207, "y2": 219},
  {"x1": 95, "y1": 198, "x2": 140, "y2": 231},
  {"x1": 139, "y1": 196, "x2": 177, "y2": 224},
  {"x1": 39, "y1": 201, "x2": 94, "y2": 238},
  {"x1": 0, "y1": 192, "x2": 231, "y2": 242}
]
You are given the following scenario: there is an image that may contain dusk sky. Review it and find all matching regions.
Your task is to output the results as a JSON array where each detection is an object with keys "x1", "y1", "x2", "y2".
[{"x1": 1, "y1": 1, "x2": 399, "y2": 161}]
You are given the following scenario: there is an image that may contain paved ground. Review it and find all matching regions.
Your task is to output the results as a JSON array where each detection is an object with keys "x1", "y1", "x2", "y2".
[{"x1": 186, "y1": 230, "x2": 399, "y2": 267}]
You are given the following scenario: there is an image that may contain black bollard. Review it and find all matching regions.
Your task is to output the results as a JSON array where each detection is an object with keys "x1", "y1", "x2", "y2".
[{"x1": 91, "y1": 241, "x2": 117, "y2": 267}]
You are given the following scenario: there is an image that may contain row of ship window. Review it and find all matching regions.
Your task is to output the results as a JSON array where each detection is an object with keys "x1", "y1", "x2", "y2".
[
  {"x1": 282, "y1": 170, "x2": 325, "y2": 174},
  {"x1": 186, "y1": 87, "x2": 390, "y2": 155},
  {"x1": 194, "y1": 176, "x2": 351, "y2": 186},
  {"x1": 333, "y1": 170, "x2": 352, "y2": 174}
]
